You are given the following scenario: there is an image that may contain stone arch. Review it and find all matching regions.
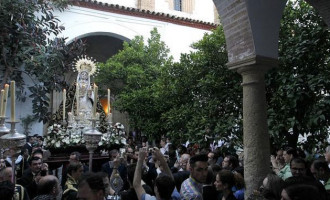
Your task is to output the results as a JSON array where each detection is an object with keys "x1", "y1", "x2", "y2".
[
  {"x1": 66, "y1": 31, "x2": 130, "y2": 45},
  {"x1": 61, "y1": 21, "x2": 138, "y2": 45},
  {"x1": 63, "y1": 30, "x2": 128, "y2": 82},
  {"x1": 213, "y1": 1, "x2": 286, "y2": 65}
]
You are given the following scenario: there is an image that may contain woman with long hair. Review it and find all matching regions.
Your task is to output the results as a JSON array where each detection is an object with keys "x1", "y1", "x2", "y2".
[{"x1": 214, "y1": 170, "x2": 237, "y2": 200}]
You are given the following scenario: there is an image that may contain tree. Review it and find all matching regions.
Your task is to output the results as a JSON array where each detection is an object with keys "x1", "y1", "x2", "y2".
[
  {"x1": 158, "y1": 27, "x2": 242, "y2": 147},
  {"x1": 97, "y1": 27, "x2": 243, "y2": 148},
  {"x1": 266, "y1": 0, "x2": 330, "y2": 151},
  {"x1": 96, "y1": 28, "x2": 172, "y2": 137},
  {"x1": 0, "y1": 0, "x2": 85, "y2": 123}
]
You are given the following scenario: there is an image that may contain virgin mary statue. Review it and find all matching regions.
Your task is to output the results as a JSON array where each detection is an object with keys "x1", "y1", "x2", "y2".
[{"x1": 51, "y1": 56, "x2": 107, "y2": 133}]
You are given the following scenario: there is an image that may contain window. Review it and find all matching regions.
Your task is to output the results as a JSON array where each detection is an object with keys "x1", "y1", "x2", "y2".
[{"x1": 174, "y1": 0, "x2": 182, "y2": 11}]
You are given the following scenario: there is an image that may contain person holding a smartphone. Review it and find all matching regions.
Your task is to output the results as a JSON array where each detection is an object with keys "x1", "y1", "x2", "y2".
[
  {"x1": 133, "y1": 147, "x2": 176, "y2": 200},
  {"x1": 101, "y1": 149, "x2": 129, "y2": 190}
]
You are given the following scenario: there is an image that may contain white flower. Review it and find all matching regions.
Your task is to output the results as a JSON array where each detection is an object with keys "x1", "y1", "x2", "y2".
[
  {"x1": 63, "y1": 137, "x2": 70, "y2": 144},
  {"x1": 121, "y1": 138, "x2": 126, "y2": 145},
  {"x1": 115, "y1": 139, "x2": 119, "y2": 144},
  {"x1": 55, "y1": 141, "x2": 61, "y2": 148}
]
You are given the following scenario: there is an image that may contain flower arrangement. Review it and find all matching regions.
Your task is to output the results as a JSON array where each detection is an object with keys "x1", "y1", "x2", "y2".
[
  {"x1": 98, "y1": 133, "x2": 127, "y2": 148},
  {"x1": 44, "y1": 124, "x2": 85, "y2": 149},
  {"x1": 98, "y1": 123, "x2": 127, "y2": 148},
  {"x1": 44, "y1": 123, "x2": 127, "y2": 150}
]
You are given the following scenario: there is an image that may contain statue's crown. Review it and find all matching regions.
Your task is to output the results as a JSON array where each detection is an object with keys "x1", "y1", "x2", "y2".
[{"x1": 73, "y1": 55, "x2": 98, "y2": 76}]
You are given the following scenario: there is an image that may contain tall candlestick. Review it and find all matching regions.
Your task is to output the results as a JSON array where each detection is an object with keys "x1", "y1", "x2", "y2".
[
  {"x1": 2, "y1": 84, "x2": 9, "y2": 117},
  {"x1": 0, "y1": 89, "x2": 4, "y2": 117},
  {"x1": 10, "y1": 81, "x2": 15, "y2": 121},
  {"x1": 76, "y1": 83, "x2": 79, "y2": 116},
  {"x1": 93, "y1": 84, "x2": 98, "y2": 117},
  {"x1": 107, "y1": 89, "x2": 111, "y2": 115},
  {"x1": 63, "y1": 89, "x2": 66, "y2": 120}
]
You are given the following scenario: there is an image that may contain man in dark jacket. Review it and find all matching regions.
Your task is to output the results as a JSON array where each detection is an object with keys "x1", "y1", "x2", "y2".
[
  {"x1": 62, "y1": 162, "x2": 84, "y2": 200},
  {"x1": 17, "y1": 157, "x2": 46, "y2": 199}
]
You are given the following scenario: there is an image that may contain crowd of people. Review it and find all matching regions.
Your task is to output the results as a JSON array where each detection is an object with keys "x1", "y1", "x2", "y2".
[{"x1": 0, "y1": 134, "x2": 330, "y2": 200}]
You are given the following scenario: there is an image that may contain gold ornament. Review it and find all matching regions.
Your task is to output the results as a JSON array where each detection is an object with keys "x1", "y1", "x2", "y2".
[{"x1": 73, "y1": 56, "x2": 98, "y2": 76}]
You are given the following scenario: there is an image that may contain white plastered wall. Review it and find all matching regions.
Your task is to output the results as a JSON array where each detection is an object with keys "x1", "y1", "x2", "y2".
[{"x1": 55, "y1": 5, "x2": 211, "y2": 61}]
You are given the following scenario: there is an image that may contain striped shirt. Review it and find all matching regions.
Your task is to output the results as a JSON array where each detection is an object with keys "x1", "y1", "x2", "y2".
[{"x1": 180, "y1": 177, "x2": 203, "y2": 200}]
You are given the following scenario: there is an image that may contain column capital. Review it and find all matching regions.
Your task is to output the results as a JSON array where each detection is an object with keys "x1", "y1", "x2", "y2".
[{"x1": 227, "y1": 55, "x2": 278, "y2": 75}]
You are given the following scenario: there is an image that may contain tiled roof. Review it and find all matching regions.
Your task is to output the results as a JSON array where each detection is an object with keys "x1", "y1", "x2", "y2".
[{"x1": 72, "y1": 0, "x2": 218, "y2": 30}]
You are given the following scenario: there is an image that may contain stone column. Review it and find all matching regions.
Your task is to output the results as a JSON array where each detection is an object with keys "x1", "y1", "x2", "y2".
[{"x1": 229, "y1": 56, "x2": 275, "y2": 198}]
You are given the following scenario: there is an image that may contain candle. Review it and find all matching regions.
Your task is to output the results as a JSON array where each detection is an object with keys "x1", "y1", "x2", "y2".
[
  {"x1": 10, "y1": 81, "x2": 15, "y2": 121},
  {"x1": 107, "y1": 89, "x2": 111, "y2": 115},
  {"x1": 2, "y1": 84, "x2": 9, "y2": 117},
  {"x1": 93, "y1": 84, "x2": 98, "y2": 117},
  {"x1": 0, "y1": 90, "x2": 4, "y2": 117},
  {"x1": 68, "y1": 112, "x2": 72, "y2": 124},
  {"x1": 63, "y1": 89, "x2": 66, "y2": 120},
  {"x1": 76, "y1": 83, "x2": 79, "y2": 116}
]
